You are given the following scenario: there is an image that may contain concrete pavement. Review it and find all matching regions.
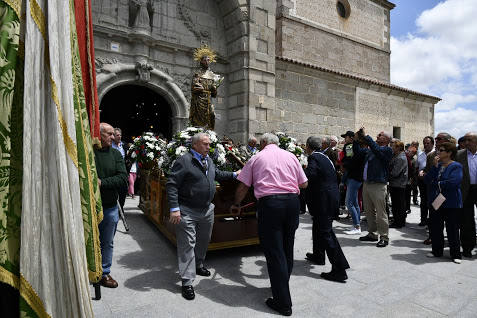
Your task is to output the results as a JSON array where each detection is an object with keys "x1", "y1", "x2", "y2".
[{"x1": 92, "y1": 198, "x2": 477, "y2": 317}]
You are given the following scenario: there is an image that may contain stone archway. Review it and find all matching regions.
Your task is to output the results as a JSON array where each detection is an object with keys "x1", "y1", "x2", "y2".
[
  {"x1": 96, "y1": 61, "x2": 189, "y2": 134},
  {"x1": 100, "y1": 84, "x2": 173, "y2": 141}
]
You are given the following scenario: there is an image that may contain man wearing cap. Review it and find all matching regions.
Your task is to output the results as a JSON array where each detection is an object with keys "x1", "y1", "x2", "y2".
[{"x1": 341, "y1": 131, "x2": 366, "y2": 235}]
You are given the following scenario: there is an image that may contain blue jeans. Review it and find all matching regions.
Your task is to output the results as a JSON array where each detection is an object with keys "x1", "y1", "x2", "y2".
[
  {"x1": 346, "y1": 178, "x2": 362, "y2": 227},
  {"x1": 99, "y1": 205, "x2": 119, "y2": 276}
]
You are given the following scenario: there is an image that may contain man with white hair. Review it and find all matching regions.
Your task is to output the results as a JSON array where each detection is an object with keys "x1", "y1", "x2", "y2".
[
  {"x1": 354, "y1": 128, "x2": 393, "y2": 247},
  {"x1": 247, "y1": 136, "x2": 258, "y2": 154},
  {"x1": 231, "y1": 133, "x2": 308, "y2": 316},
  {"x1": 167, "y1": 132, "x2": 237, "y2": 300}
]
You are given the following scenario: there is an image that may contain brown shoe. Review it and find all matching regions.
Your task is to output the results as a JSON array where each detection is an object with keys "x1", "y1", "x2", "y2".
[{"x1": 100, "y1": 275, "x2": 118, "y2": 288}]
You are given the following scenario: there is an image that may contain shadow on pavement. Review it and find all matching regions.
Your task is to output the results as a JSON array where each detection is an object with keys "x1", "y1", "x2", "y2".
[{"x1": 116, "y1": 210, "x2": 275, "y2": 314}]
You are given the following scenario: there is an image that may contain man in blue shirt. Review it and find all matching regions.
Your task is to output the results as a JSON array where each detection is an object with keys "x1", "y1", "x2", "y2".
[{"x1": 112, "y1": 127, "x2": 127, "y2": 210}]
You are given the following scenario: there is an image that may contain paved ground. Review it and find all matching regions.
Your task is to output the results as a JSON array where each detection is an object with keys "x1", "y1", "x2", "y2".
[{"x1": 92, "y1": 198, "x2": 477, "y2": 317}]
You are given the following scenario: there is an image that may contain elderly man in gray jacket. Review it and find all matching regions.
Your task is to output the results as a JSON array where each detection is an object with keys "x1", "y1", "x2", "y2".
[{"x1": 167, "y1": 132, "x2": 237, "y2": 300}]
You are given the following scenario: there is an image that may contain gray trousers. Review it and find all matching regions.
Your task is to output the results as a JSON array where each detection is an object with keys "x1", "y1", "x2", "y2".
[{"x1": 175, "y1": 205, "x2": 214, "y2": 286}]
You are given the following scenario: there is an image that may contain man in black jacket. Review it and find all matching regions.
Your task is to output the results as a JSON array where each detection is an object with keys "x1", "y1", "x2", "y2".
[
  {"x1": 304, "y1": 136, "x2": 349, "y2": 282},
  {"x1": 167, "y1": 132, "x2": 237, "y2": 300}
]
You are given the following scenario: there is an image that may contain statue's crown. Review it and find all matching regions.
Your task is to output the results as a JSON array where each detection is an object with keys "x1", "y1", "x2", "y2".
[{"x1": 193, "y1": 45, "x2": 217, "y2": 63}]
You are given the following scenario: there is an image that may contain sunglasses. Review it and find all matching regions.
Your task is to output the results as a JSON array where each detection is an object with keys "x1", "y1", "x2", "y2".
[{"x1": 438, "y1": 148, "x2": 447, "y2": 152}]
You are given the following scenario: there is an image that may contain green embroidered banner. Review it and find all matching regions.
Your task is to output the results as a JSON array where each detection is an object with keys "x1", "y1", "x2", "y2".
[
  {"x1": 0, "y1": 2, "x2": 40, "y2": 317},
  {"x1": 70, "y1": 0, "x2": 103, "y2": 283}
]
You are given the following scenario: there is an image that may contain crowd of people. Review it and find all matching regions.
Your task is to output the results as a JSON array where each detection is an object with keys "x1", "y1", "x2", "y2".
[{"x1": 93, "y1": 122, "x2": 477, "y2": 316}]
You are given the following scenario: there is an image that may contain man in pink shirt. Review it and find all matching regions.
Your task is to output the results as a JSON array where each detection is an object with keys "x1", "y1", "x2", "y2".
[{"x1": 231, "y1": 133, "x2": 308, "y2": 316}]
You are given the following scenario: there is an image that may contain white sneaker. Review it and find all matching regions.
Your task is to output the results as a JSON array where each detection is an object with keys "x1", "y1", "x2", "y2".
[
  {"x1": 344, "y1": 228, "x2": 361, "y2": 235},
  {"x1": 453, "y1": 259, "x2": 462, "y2": 264},
  {"x1": 426, "y1": 252, "x2": 435, "y2": 258}
]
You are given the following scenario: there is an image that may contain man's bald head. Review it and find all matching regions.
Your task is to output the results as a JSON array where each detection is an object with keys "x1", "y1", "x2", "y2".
[
  {"x1": 464, "y1": 132, "x2": 477, "y2": 153},
  {"x1": 100, "y1": 122, "x2": 115, "y2": 148}
]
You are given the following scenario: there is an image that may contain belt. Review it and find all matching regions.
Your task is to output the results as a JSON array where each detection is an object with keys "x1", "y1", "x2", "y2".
[{"x1": 258, "y1": 193, "x2": 298, "y2": 201}]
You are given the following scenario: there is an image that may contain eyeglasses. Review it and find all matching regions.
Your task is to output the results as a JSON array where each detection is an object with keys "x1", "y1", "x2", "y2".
[{"x1": 438, "y1": 148, "x2": 447, "y2": 152}]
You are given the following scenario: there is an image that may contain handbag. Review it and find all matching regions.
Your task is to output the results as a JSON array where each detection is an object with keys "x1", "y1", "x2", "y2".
[{"x1": 432, "y1": 181, "x2": 446, "y2": 210}]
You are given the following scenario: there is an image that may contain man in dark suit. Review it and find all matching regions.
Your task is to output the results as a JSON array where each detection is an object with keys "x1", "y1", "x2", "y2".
[
  {"x1": 455, "y1": 132, "x2": 477, "y2": 257},
  {"x1": 304, "y1": 136, "x2": 350, "y2": 282},
  {"x1": 167, "y1": 132, "x2": 237, "y2": 300}
]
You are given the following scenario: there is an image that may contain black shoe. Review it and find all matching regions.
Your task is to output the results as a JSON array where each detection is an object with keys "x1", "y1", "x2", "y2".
[
  {"x1": 181, "y1": 285, "x2": 195, "y2": 300},
  {"x1": 320, "y1": 270, "x2": 348, "y2": 283},
  {"x1": 418, "y1": 222, "x2": 427, "y2": 226},
  {"x1": 196, "y1": 266, "x2": 211, "y2": 277},
  {"x1": 359, "y1": 235, "x2": 378, "y2": 242},
  {"x1": 389, "y1": 223, "x2": 403, "y2": 229},
  {"x1": 463, "y1": 251, "x2": 473, "y2": 258},
  {"x1": 305, "y1": 252, "x2": 325, "y2": 265},
  {"x1": 376, "y1": 239, "x2": 389, "y2": 247},
  {"x1": 265, "y1": 298, "x2": 292, "y2": 316}
]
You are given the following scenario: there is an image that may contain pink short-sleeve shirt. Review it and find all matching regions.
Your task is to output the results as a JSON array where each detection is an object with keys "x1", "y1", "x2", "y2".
[{"x1": 237, "y1": 144, "x2": 308, "y2": 199}]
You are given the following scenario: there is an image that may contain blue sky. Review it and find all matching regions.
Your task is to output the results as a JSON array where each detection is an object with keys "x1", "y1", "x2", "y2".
[{"x1": 389, "y1": 0, "x2": 477, "y2": 139}]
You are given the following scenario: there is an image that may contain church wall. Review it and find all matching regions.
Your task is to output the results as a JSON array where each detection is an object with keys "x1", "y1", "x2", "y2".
[
  {"x1": 355, "y1": 88, "x2": 435, "y2": 144},
  {"x1": 276, "y1": 0, "x2": 391, "y2": 83},
  {"x1": 292, "y1": 0, "x2": 391, "y2": 51},
  {"x1": 253, "y1": 59, "x2": 435, "y2": 144},
  {"x1": 250, "y1": 59, "x2": 357, "y2": 143},
  {"x1": 276, "y1": 17, "x2": 390, "y2": 83}
]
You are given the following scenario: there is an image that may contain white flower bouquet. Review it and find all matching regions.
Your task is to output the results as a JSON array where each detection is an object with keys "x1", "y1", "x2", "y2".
[
  {"x1": 275, "y1": 132, "x2": 308, "y2": 166},
  {"x1": 162, "y1": 127, "x2": 228, "y2": 175},
  {"x1": 127, "y1": 132, "x2": 167, "y2": 170}
]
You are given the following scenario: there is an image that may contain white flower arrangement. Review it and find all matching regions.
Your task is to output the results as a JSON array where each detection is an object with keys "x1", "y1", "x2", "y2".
[
  {"x1": 127, "y1": 132, "x2": 167, "y2": 169},
  {"x1": 276, "y1": 132, "x2": 308, "y2": 166}
]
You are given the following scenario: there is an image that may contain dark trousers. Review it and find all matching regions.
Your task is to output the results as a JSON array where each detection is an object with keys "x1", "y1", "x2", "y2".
[
  {"x1": 418, "y1": 179, "x2": 429, "y2": 224},
  {"x1": 310, "y1": 209, "x2": 350, "y2": 272},
  {"x1": 430, "y1": 207, "x2": 461, "y2": 259},
  {"x1": 118, "y1": 184, "x2": 127, "y2": 209},
  {"x1": 308, "y1": 190, "x2": 349, "y2": 272},
  {"x1": 390, "y1": 186, "x2": 406, "y2": 226},
  {"x1": 412, "y1": 183, "x2": 419, "y2": 204},
  {"x1": 257, "y1": 194, "x2": 300, "y2": 309},
  {"x1": 299, "y1": 189, "x2": 307, "y2": 212},
  {"x1": 460, "y1": 185, "x2": 477, "y2": 253},
  {"x1": 405, "y1": 184, "x2": 412, "y2": 212}
]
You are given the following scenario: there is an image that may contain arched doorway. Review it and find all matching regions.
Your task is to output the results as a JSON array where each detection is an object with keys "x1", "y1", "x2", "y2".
[{"x1": 100, "y1": 85, "x2": 173, "y2": 142}]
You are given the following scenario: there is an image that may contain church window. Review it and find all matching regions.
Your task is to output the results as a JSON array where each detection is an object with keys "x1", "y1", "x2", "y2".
[{"x1": 336, "y1": 0, "x2": 351, "y2": 19}]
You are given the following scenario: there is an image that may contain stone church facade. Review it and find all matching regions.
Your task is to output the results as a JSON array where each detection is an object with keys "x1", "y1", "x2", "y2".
[{"x1": 92, "y1": 0, "x2": 439, "y2": 143}]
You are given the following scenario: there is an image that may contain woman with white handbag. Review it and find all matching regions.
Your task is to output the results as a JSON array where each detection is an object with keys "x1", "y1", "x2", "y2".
[{"x1": 424, "y1": 142, "x2": 463, "y2": 264}]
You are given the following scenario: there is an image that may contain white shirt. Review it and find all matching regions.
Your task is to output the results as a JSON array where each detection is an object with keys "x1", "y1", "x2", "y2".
[{"x1": 417, "y1": 150, "x2": 430, "y2": 171}]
